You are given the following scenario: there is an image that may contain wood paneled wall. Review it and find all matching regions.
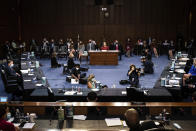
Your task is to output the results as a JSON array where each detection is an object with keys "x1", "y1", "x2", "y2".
[
  {"x1": 0, "y1": 0, "x2": 18, "y2": 42},
  {"x1": 0, "y1": 0, "x2": 195, "y2": 45}
]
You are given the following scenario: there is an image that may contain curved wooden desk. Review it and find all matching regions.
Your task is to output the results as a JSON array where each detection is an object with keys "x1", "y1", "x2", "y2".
[{"x1": 88, "y1": 50, "x2": 119, "y2": 65}]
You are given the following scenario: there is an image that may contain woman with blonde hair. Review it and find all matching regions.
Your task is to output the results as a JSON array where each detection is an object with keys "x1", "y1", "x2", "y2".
[{"x1": 87, "y1": 74, "x2": 96, "y2": 89}]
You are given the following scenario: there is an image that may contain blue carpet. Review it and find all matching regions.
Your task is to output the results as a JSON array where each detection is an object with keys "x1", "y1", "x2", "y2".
[
  {"x1": 39, "y1": 55, "x2": 169, "y2": 89},
  {"x1": 0, "y1": 55, "x2": 169, "y2": 100},
  {"x1": 0, "y1": 75, "x2": 12, "y2": 100}
]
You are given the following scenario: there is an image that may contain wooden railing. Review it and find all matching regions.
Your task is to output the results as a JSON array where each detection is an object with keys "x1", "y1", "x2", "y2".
[{"x1": 1, "y1": 102, "x2": 196, "y2": 116}]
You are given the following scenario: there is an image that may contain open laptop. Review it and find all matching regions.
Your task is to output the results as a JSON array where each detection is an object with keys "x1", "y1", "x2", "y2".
[{"x1": 0, "y1": 96, "x2": 8, "y2": 102}]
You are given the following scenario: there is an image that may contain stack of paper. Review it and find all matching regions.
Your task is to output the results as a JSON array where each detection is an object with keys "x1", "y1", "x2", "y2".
[
  {"x1": 122, "y1": 121, "x2": 127, "y2": 126},
  {"x1": 23, "y1": 123, "x2": 35, "y2": 129},
  {"x1": 35, "y1": 84, "x2": 42, "y2": 86},
  {"x1": 179, "y1": 62, "x2": 186, "y2": 65},
  {"x1": 64, "y1": 91, "x2": 76, "y2": 95},
  {"x1": 20, "y1": 70, "x2": 28, "y2": 74},
  {"x1": 105, "y1": 118, "x2": 122, "y2": 126},
  {"x1": 24, "y1": 80, "x2": 31, "y2": 82},
  {"x1": 73, "y1": 115, "x2": 86, "y2": 120}
]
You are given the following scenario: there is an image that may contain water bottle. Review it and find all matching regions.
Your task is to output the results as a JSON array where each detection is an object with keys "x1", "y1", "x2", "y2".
[
  {"x1": 170, "y1": 61, "x2": 175, "y2": 71},
  {"x1": 58, "y1": 107, "x2": 64, "y2": 121},
  {"x1": 7, "y1": 112, "x2": 11, "y2": 120},
  {"x1": 78, "y1": 86, "x2": 81, "y2": 93},
  {"x1": 42, "y1": 77, "x2": 46, "y2": 86},
  {"x1": 166, "y1": 75, "x2": 170, "y2": 85},
  {"x1": 66, "y1": 104, "x2": 73, "y2": 120},
  {"x1": 36, "y1": 61, "x2": 39, "y2": 68},
  {"x1": 26, "y1": 113, "x2": 30, "y2": 122},
  {"x1": 161, "y1": 78, "x2": 166, "y2": 86}
]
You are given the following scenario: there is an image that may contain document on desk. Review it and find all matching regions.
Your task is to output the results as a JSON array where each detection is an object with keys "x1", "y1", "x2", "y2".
[
  {"x1": 73, "y1": 115, "x2": 87, "y2": 120},
  {"x1": 13, "y1": 123, "x2": 20, "y2": 127},
  {"x1": 105, "y1": 118, "x2": 122, "y2": 126},
  {"x1": 20, "y1": 70, "x2": 28, "y2": 74},
  {"x1": 36, "y1": 84, "x2": 42, "y2": 86},
  {"x1": 122, "y1": 121, "x2": 127, "y2": 126},
  {"x1": 23, "y1": 123, "x2": 35, "y2": 129},
  {"x1": 24, "y1": 79, "x2": 31, "y2": 82}
]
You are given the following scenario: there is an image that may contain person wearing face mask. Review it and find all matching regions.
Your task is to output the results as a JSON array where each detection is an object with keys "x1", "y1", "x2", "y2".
[
  {"x1": 4, "y1": 60, "x2": 23, "y2": 88},
  {"x1": 71, "y1": 64, "x2": 87, "y2": 84},
  {"x1": 0, "y1": 104, "x2": 20, "y2": 131},
  {"x1": 4, "y1": 60, "x2": 21, "y2": 77}
]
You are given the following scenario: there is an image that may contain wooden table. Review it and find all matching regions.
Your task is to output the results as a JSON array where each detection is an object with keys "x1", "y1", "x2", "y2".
[
  {"x1": 21, "y1": 120, "x2": 196, "y2": 131},
  {"x1": 88, "y1": 50, "x2": 119, "y2": 65}
]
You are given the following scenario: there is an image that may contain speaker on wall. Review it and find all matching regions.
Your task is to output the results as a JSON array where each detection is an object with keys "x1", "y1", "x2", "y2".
[
  {"x1": 106, "y1": 0, "x2": 114, "y2": 5},
  {"x1": 95, "y1": 0, "x2": 103, "y2": 5}
]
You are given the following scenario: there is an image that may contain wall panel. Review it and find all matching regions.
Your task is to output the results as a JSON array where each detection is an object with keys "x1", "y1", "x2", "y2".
[{"x1": 0, "y1": 0, "x2": 193, "y2": 47}]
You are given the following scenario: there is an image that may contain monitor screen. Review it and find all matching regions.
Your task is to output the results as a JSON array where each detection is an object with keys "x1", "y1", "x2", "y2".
[{"x1": 0, "y1": 97, "x2": 8, "y2": 102}]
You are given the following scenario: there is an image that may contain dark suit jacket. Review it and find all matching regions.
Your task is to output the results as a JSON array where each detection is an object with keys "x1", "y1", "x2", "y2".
[
  {"x1": 144, "y1": 60, "x2": 154, "y2": 74},
  {"x1": 4, "y1": 64, "x2": 17, "y2": 77},
  {"x1": 67, "y1": 58, "x2": 75, "y2": 70},
  {"x1": 51, "y1": 57, "x2": 59, "y2": 68}
]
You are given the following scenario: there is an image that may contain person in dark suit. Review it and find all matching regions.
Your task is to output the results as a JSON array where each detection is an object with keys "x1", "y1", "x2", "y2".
[
  {"x1": 49, "y1": 38, "x2": 55, "y2": 56},
  {"x1": 2, "y1": 41, "x2": 12, "y2": 59},
  {"x1": 4, "y1": 60, "x2": 23, "y2": 89},
  {"x1": 113, "y1": 40, "x2": 123, "y2": 60},
  {"x1": 125, "y1": 108, "x2": 170, "y2": 131},
  {"x1": 143, "y1": 54, "x2": 154, "y2": 74},
  {"x1": 86, "y1": 39, "x2": 96, "y2": 51},
  {"x1": 86, "y1": 92, "x2": 106, "y2": 120},
  {"x1": 4, "y1": 60, "x2": 20, "y2": 77},
  {"x1": 51, "y1": 52, "x2": 61, "y2": 68}
]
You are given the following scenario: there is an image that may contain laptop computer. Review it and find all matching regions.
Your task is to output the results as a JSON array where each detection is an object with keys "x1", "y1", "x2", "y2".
[{"x1": 0, "y1": 96, "x2": 8, "y2": 102}]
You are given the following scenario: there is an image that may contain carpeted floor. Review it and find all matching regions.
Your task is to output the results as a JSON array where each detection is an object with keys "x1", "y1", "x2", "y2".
[
  {"x1": 0, "y1": 55, "x2": 169, "y2": 100},
  {"x1": 39, "y1": 55, "x2": 169, "y2": 89}
]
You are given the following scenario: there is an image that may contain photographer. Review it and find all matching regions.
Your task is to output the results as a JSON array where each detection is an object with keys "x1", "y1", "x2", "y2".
[{"x1": 127, "y1": 64, "x2": 139, "y2": 87}]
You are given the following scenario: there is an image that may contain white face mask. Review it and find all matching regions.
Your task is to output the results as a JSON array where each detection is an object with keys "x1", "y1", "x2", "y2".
[
  {"x1": 92, "y1": 78, "x2": 96, "y2": 81},
  {"x1": 76, "y1": 68, "x2": 79, "y2": 70},
  {"x1": 10, "y1": 64, "x2": 14, "y2": 67}
]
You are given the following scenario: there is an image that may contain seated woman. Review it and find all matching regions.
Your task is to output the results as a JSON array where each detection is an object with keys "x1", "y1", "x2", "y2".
[
  {"x1": 151, "y1": 38, "x2": 159, "y2": 58},
  {"x1": 87, "y1": 74, "x2": 96, "y2": 89},
  {"x1": 168, "y1": 40, "x2": 175, "y2": 60},
  {"x1": 183, "y1": 58, "x2": 196, "y2": 86},
  {"x1": 101, "y1": 42, "x2": 109, "y2": 50},
  {"x1": 51, "y1": 52, "x2": 61, "y2": 68},
  {"x1": 127, "y1": 64, "x2": 139, "y2": 87}
]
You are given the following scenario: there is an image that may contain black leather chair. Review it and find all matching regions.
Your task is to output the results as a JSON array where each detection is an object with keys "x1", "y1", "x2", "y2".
[
  {"x1": 0, "y1": 68, "x2": 22, "y2": 100},
  {"x1": 126, "y1": 87, "x2": 145, "y2": 101}
]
